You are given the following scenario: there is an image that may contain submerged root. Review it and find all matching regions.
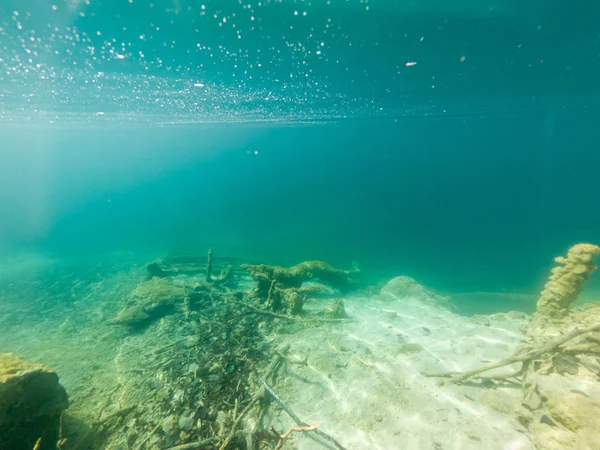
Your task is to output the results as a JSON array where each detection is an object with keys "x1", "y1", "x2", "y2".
[
  {"x1": 428, "y1": 324, "x2": 600, "y2": 383},
  {"x1": 243, "y1": 261, "x2": 359, "y2": 298}
]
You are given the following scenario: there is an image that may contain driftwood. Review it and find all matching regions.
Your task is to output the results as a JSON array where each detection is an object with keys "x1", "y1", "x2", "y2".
[
  {"x1": 427, "y1": 324, "x2": 600, "y2": 382},
  {"x1": 234, "y1": 300, "x2": 352, "y2": 323},
  {"x1": 274, "y1": 424, "x2": 320, "y2": 450},
  {"x1": 205, "y1": 249, "x2": 213, "y2": 282}
]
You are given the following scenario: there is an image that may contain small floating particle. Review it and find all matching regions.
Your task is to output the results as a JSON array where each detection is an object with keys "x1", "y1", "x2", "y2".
[
  {"x1": 194, "y1": 82, "x2": 204, "y2": 87},
  {"x1": 460, "y1": 55, "x2": 466, "y2": 62},
  {"x1": 405, "y1": 61, "x2": 417, "y2": 67}
]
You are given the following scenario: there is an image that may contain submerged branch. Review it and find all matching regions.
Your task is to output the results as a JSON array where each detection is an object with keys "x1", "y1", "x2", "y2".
[
  {"x1": 165, "y1": 437, "x2": 218, "y2": 450},
  {"x1": 257, "y1": 375, "x2": 348, "y2": 450},
  {"x1": 427, "y1": 324, "x2": 600, "y2": 383},
  {"x1": 218, "y1": 345, "x2": 290, "y2": 450},
  {"x1": 234, "y1": 300, "x2": 352, "y2": 323}
]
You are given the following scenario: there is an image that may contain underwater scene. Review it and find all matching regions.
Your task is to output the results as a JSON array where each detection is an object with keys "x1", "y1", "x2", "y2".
[{"x1": 1, "y1": 0, "x2": 600, "y2": 449}]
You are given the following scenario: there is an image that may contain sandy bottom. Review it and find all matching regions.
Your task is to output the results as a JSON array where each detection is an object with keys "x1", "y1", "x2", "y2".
[
  {"x1": 0, "y1": 254, "x2": 536, "y2": 450},
  {"x1": 266, "y1": 293, "x2": 533, "y2": 450}
]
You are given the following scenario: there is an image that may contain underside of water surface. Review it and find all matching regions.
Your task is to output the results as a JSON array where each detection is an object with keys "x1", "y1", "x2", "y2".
[{"x1": 1, "y1": 1, "x2": 600, "y2": 450}]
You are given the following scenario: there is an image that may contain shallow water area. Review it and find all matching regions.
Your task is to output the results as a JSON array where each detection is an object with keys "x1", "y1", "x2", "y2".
[
  {"x1": 0, "y1": 252, "x2": 536, "y2": 450},
  {"x1": 2, "y1": 1, "x2": 600, "y2": 449}
]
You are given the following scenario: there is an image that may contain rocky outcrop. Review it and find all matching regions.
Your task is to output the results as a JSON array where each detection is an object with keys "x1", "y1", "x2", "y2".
[
  {"x1": 380, "y1": 276, "x2": 451, "y2": 309},
  {"x1": 0, "y1": 353, "x2": 68, "y2": 450}
]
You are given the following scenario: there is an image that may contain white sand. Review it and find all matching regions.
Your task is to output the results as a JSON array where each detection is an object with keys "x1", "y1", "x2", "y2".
[{"x1": 265, "y1": 290, "x2": 534, "y2": 450}]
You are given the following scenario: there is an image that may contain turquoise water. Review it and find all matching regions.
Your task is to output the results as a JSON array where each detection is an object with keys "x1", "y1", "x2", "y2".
[
  {"x1": 3, "y1": 116, "x2": 600, "y2": 301},
  {"x1": 1, "y1": 2, "x2": 600, "y2": 449},
  {"x1": 1, "y1": 0, "x2": 600, "y2": 299}
]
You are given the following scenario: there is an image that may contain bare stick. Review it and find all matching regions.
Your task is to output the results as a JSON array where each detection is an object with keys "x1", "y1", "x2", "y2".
[
  {"x1": 218, "y1": 345, "x2": 290, "y2": 450},
  {"x1": 206, "y1": 249, "x2": 213, "y2": 282},
  {"x1": 134, "y1": 422, "x2": 162, "y2": 450},
  {"x1": 274, "y1": 424, "x2": 321, "y2": 450},
  {"x1": 559, "y1": 342, "x2": 600, "y2": 353},
  {"x1": 234, "y1": 300, "x2": 351, "y2": 323},
  {"x1": 257, "y1": 375, "x2": 348, "y2": 450},
  {"x1": 276, "y1": 349, "x2": 308, "y2": 366},
  {"x1": 165, "y1": 437, "x2": 218, "y2": 450},
  {"x1": 429, "y1": 324, "x2": 600, "y2": 382}
]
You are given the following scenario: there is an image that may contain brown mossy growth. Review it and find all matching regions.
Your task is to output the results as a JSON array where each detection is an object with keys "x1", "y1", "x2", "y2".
[
  {"x1": 0, "y1": 354, "x2": 69, "y2": 450},
  {"x1": 206, "y1": 249, "x2": 213, "y2": 282},
  {"x1": 264, "y1": 281, "x2": 305, "y2": 315},
  {"x1": 537, "y1": 243, "x2": 600, "y2": 317},
  {"x1": 213, "y1": 265, "x2": 234, "y2": 287},
  {"x1": 427, "y1": 243, "x2": 600, "y2": 450},
  {"x1": 110, "y1": 306, "x2": 151, "y2": 326},
  {"x1": 146, "y1": 253, "x2": 247, "y2": 280},
  {"x1": 281, "y1": 288, "x2": 304, "y2": 315},
  {"x1": 243, "y1": 261, "x2": 359, "y2": 298},
  {"x1": 266, "y1": 279, "x2": 280, "y2": 310},
  {"x1": 323, "y1": 299, "x2": 348, "y2": 319},
  {"x1": 147, "y1": 260, "x2": 168, "y2": 278},
  {"x1": 297, "y1": 284, "x2": 326, "y2": 298},
  {"x1": 0, "y1": 353, "x2": 45, "y2": 381},
  {"x1": 264, "y1": 282, "x2": 342, "y2": 316},
  {"x1": 530, "y1": 243, "x2": 600, "y2": 337}
]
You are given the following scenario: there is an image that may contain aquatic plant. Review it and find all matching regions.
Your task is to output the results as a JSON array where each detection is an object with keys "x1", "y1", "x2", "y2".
[
  {"x1": 428, "y1": 243, "x2": 600, "y2": 450},
  {"x1": 243, "y1": 260, "x2": 358, "y2": 315},
  {"x1": 530, "y1": 243, "x2": 600, "y2": 337}
]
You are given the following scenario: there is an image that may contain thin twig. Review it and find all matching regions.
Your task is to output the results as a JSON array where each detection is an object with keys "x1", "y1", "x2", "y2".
[
  {"x1": 276, "y1": 350, "x2": 309, "y2": 366},
  {"x1": 134, "y1": 422, "x2": 162, "y2": 450},
  {"x1": 218, "y1": 345, "x2": 290, "y2": 450},
  {"x1": 165, "y1": 437, "x2": 218, "y2": 450},
  {"x1": 274, "y1": 424, "x2": 320, "y2": 450},
  {"x1": 234, "y1": 300, "x2": 351, "y2": 323},
  {"x1": 257, "y1": 375, "x2": 348, "y2": 450}
]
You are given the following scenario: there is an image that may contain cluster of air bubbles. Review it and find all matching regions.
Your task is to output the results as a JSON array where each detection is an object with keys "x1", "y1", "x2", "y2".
[{"x1": 0, "y1": 1, "x2": 411, "y2": 124}]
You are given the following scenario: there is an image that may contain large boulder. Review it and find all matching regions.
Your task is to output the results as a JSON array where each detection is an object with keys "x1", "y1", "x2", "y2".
[
  {"x1": 380, "y1": 276, "x2": 451, "y2": 309},
  {"x1": 109, "y1": 277, "x2": 185, "y2": 327},
  {"x1": 0, "y1": 353, "x2": 69, "y2": 450}
]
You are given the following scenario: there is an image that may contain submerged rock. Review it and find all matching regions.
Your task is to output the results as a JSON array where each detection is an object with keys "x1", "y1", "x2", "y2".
[
  {"x1": 381, "y1": 276, "x2": 451, "y2": 308},
  {"x1": 397, "y1": 343, "x2": 423, "y2": 354},
  {"x1": 109, "y1": 277, "x2": 184, "y2": 327},
  {"x1": 178, "y1": 409, "x2": 195, "y2": 432},
  {"x1": 0, "y1": 353, "x2": 69, "y2": 450}
]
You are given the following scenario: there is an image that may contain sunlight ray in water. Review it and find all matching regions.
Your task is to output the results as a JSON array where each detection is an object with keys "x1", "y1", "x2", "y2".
[{"x1": 1, "y1": 1, "x2": 600, "y2": 449}]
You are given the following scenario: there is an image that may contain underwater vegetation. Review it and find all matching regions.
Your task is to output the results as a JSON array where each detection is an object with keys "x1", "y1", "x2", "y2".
[
  {"x1": 430, "y1": 243, "x2": 600, "y2": 449},
  {"x1": 1, "y1": 243, "x2": 600, "y2": 450}
]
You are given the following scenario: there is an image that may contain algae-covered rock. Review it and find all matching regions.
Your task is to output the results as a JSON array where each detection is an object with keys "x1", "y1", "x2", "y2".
[
  {"x1": 0, "y1": 353, "x2": 69, "y2": 450},
  {"x1": 546, "y1": 392, "x2": 600, "y2": 433},
  {"x1": 243, "y1": 260, "x2": 359, "y2": 298},
  {"x1": 132, "y1": 277, "x2": 184, "y2": 305},
  {"x1": 109, "y1": 277, "x2": 184, "y2": 327},
  {"x1": 381, "y1": 276, "x2": 450, "y2": 308},
  {"x1": 110, "y1": 306, "x2": 151, "y2": 326}
]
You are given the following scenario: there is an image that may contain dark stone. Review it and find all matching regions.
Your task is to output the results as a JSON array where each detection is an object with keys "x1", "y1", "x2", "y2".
[{"x1": 0, "y1": 354, "x2": 69, "y2": 450}]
